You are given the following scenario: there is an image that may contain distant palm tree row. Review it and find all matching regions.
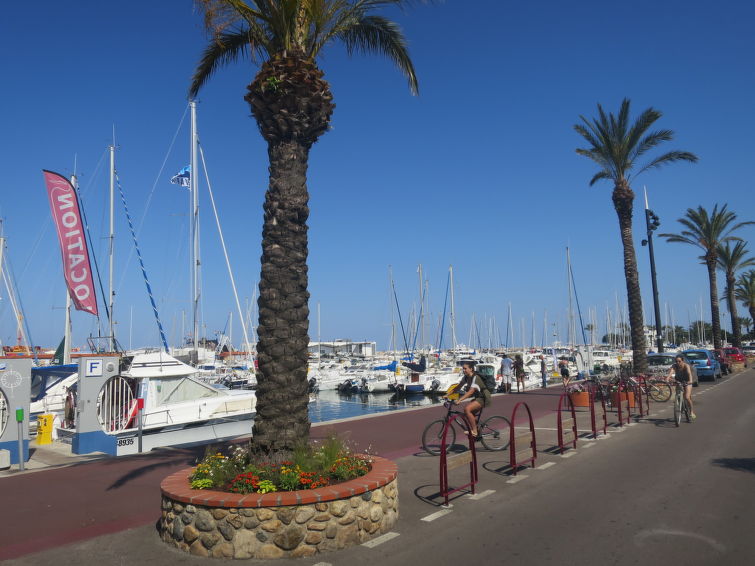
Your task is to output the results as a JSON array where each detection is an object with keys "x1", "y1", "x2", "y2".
[{"x1": 574, "y1": 99, "x2": 752, "y2": 372}]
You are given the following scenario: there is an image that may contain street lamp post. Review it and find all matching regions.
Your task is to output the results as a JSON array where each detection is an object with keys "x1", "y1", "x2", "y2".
[{"x1": 642, "y1": 207, "x2": 663, "y2": 353}]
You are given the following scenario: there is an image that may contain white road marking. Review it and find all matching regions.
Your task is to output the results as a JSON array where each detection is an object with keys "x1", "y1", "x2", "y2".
[
  {"x1": 561, "y1": 451, "x2": 577, "y2": 458},
  {"x1": 536, "y1": 462, "x2": 557, "y2": 470},
  {"x1": 506, "y1": 475, "x2": 529, "y2": 484},
  {"x1": 421, "y1": 509, "x2": 453, "y2": 522},
  {"x1": 362, "y1": 532, "x2": 400, "y2": 548},
  {"x1": 313, "y1": 563, "x2": 333, "y2": 566},
  {"x1": 634, "y1": 529, "x2": 726, "y2": 553},
  {"x1": 465, "y1": 489, "x2": 495, "y2": 500},
  {"x1": 582, "y1": 442, "x2": 595, "y2": 448}
]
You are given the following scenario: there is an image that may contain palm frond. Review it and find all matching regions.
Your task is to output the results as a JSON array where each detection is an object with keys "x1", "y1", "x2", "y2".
[
  {"x1": 189, "y1": 29, "x2": 260, "y2": 98},
  {"x1": 634, "y1": 151, "x2": 698, "y2": 177},
  {"x1": 335, "y1": 14, "x2": 418, "y2": 94}
]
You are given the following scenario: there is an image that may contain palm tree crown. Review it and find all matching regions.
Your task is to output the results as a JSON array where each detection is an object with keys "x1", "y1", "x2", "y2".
[
  {"x1": 660, "y1": 204, "x2": 754, "y2": 349},
  {"x1": 190, "y1": 0, "x2": 419, "y2": 98},
  {"x1": 735, "y1": 270, "x2": 755, "y2": 327},
  {"x1": 574, "y1": 98, "x2": 698, "y2": 187},
  {"x1": 661, "y1": 205, "x2": 751, "y2": 259}
]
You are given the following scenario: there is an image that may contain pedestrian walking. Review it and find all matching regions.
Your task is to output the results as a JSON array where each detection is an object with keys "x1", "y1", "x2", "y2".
[
  {"x1": 560, "y1": 360, "x2": 571, "y2": 390},
  {"x1": 540, "y1": 355, "x2": 548, "y2": 388},
  {"x1": 514, "y1": 354, "x2": 526, "y2": 392},
  {"x1": 500, "y1": 353, "x2": 514, "y2": 394}
]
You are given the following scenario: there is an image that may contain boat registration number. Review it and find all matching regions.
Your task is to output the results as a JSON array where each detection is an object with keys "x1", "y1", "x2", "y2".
[{"x1": 117, "y1": 438, "x2": 135, "y2": 447}]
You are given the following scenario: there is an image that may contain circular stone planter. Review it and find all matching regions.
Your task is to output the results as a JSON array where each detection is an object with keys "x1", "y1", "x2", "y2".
[{"x1": 159, "y1": 455, "x2": 398, "y2": 559}]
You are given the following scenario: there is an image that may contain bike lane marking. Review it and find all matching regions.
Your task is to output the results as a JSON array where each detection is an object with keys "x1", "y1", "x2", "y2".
[
  {"x1": 465, "y1": 489, "x2": 495, "y2": 500},
  {"x1": 362, "y1": 532, "x2": 400, "y2": 548},
  {"x1": 421, "y1": 509, "x2": 453, "y2": 522}
]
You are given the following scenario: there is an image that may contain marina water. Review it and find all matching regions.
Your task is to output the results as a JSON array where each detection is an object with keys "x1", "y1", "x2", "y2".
[{"x1": 308, "y1": 389, "x2": 444, "y2": 423}]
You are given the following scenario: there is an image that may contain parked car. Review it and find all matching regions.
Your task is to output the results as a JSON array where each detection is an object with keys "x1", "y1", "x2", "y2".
[
  {"x1": 723, "y1": 347, "x2": 748, "y2": 367},
  {"x1": 682, "y1": 349, "x2": 722, "y2": 381},
  {"x1": 713, "y1": 349, "x2": 730, "y2": 375},
  {"x1": 741, "y1": 345, "x2": 755, "y2": 358},
  {"x1": 646, "y1": 352, "x2": 699, "y2": 386}
]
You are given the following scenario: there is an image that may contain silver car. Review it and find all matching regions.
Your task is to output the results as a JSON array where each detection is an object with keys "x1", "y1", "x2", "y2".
[{"x1": 646, "y1": 352, "x2": 699, "y2": 386}]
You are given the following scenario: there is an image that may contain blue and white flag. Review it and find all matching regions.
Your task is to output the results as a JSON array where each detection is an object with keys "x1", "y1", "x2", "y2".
[{"x1": 170, "y1": 165, "x2": 191, "y2": 188}]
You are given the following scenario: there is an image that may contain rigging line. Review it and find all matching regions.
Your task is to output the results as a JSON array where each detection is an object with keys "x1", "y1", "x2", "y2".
[
  {"x1": 198, "y1": 144, "x2": 252, "y2": 355},
  {"x1": 75, "y1": 179, "x2": 111, "y2": 329},
  {"x1": 391, "y1": 280, "x2": 410, "y2": 354},
  {"x1": 116, "y1": 105, "x2": 190, "y2": 294},
  {"x1": 437, "y1": 270, "x2": 450, "y2": 354},
  {"x1": 569, "y1": 261, "x2": 589, "y2": 346},
  {"x1": 115, "y1": 174, "x2": 169, "y2": 351},
  {"x1": 409, "y1": 280, "x2": 426, "y2": 355},
  {"x1": 1, "y1": 256, "x2": 39, "y2": 364}
]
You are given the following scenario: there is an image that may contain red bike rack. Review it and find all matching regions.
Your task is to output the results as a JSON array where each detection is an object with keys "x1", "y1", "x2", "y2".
[
  {"x1": 439, "y1": 413, "x2": 478, "y2": 506},
  {"x1": 589, "y1": 386, "x2": 607, "y2": 438},
  {"x1": 615, "y1": 379, "x2": 637, "y2": 426},
  {"x1": 636, "y1": 376, "x2": 651, "y2": 414},
  {"x1": 630, "y1": 379, "x2": 646, "y2": 417},
  {"x1": 557, "y1": 393, "x2": 578, "y2": 454},
  {"x1": 509, "y1": 402, "x2": 536, "y2": 475}
]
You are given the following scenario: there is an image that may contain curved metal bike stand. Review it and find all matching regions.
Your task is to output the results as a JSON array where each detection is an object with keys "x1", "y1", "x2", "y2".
[
  {"x1": 636, "y1": 376, "x2": 651, "y2": 414},
  {"x1": 439, "y1": 412, "x2": 477, "y2": 506},
  {"x1": 588, "y1": 386, "x2": 607, "y2": 439},
  {"x1": 557, "y1": 393, "x2": 578, "y2": 454},
  {"x1": 509, "y1": 402, "x2": 536, "y2": 475}
]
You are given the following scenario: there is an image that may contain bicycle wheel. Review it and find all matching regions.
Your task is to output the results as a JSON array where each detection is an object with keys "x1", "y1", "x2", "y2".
[
  {"x1": 422, "y1": 419, "x2": 456, "y2": 456},
  {"x1": 673, "y1": 390, "x2": 682, "y2": 427},
  {"x1": 479, "y1": 415, "x2": 511, "y2": 451},
  {"x1": 649, "y1": 381, "x2": 672, "y2": 402}
]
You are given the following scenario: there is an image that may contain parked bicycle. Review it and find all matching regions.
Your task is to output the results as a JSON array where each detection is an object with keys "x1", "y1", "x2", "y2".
[
  {"x1": 627, "y1": 375, "x2": 672, "y2": 402},
  {"x1": 673, "y1": 380, "x2": 693, "y2": 426},
  {"x1": 422, "y1": 400, "x2": 511, "y2": 455}
]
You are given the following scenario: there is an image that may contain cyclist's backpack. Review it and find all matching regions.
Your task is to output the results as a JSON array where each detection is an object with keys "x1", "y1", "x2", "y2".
[{"x1": 477, "y1": 372, "x2": 496, "y2": 394}]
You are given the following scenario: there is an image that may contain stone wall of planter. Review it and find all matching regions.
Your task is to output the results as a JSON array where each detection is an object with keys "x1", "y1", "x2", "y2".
[{"x1": 159, "y1": 455, "x2": 398, "y2": 559}]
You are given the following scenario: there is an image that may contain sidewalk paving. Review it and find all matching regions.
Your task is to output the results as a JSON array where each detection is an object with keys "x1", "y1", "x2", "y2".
[{"x1": 0, "y1": 383, "x2": 649, "y2": 563}]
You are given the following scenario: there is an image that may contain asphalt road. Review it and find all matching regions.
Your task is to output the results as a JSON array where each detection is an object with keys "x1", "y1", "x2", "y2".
[{"x1": 3, "y1": 370, "x2": 753, "y2": 565}]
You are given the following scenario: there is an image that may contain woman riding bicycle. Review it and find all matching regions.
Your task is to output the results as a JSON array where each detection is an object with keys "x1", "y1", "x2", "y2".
[
  {"x1": 668, "y1": 354, "x2": 696, "y2": 419},
  {"x1": 453, "y1": 361, "x2": 492, "y2": 438}
]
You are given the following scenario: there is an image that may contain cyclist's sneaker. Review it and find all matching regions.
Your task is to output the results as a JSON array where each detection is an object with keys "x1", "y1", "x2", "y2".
[{"x1": 691, "y1": 413, "x2": 697, "y2": 420}]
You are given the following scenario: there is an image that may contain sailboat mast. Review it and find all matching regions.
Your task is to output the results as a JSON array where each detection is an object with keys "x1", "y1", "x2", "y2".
[
  {"x1": 190, "y1": 101, "x2": 200, "y2": 360},
  {"x1": 449, "y1": 265, "x2": 457, "y2": 351},
  {"x1": 108, "y1": 141, "x2": 116, "y2": 351}
]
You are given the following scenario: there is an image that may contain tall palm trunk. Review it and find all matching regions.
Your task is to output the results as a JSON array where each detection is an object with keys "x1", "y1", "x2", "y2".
[
  {"x1": 253, "y1": 139, "x2": 312, "y2": 451},
  {"x1": 705, "y1": 255, "x2": 722, "y2": 349},
  {"x1": 612, "y1": 181, "x2": 648, "y2": 374},
  {"x1": 245, "y1": 53, "x2": 335, "y2": 452},
  {"x1": 725, "y1": 272, "x2": 741, "y2": 347}
]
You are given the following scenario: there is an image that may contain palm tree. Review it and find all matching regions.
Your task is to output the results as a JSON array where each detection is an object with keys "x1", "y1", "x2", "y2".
[
  {"x1": 189, "y1": 0, "x2": 419, "y2": 452},
  {"x1": 716, "y1": 241, "x2": 755, "y2": 347},
  {"x1": 574, "y1": 98, "x2": 698, "y2": 373},
  {"x1": 738, "y1": 316, "x2": 753, "y2": 337},
  {"x1": 660, "y1": 205, "x2": 753, "y2": 350},
  {"x1": 735, "y1": 270, "x2": 755, "y2": 332}
]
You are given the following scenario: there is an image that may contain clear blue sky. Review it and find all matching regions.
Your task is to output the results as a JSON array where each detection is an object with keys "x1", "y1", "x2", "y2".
[{"x1": 1, "y1": 0, "x2": 754, "y2": 352}]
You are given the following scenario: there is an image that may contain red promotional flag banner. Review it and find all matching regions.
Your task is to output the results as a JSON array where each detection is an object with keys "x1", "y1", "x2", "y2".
[{"x1": 42, "y1": 170, "x2": 99, "y2": 316}]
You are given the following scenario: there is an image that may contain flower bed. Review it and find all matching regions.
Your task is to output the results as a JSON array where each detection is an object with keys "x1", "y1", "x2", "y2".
[{"x1": 159, "y1": 455, "x2": 398, "y2": 559}]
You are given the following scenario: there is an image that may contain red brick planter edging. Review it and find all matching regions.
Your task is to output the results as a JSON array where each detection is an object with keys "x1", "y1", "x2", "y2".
[
  {"x1": 159, "y1": 456, "x2": 399, "y2": 559},
  {"x1": 160, "y1": 455, "x2": 397, "y2": 507}
]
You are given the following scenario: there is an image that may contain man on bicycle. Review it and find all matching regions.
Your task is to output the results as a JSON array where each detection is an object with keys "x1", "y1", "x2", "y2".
[
  {"x1": 453, "y1": 361, "x2": 491, "y2": 438},
  {"x1": 668, "y1": 354, "x2": 696, "y2": 419}
]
